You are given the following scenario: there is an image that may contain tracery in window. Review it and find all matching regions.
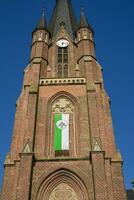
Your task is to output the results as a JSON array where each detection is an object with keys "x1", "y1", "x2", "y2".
[
  {"x1": 52, "y1": 96, "x2": 74, "y2": 157},
  {"x1": 49, "y1": 183, "x2": 78, "y2": 200},
  {"x1": 52, "y1": 97, "x2": 74, "y2": 113}
]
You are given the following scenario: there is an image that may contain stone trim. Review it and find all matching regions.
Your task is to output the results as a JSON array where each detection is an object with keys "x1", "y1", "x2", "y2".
[
  {"x1": 35, "y1": 156, "x2": 90, "y2": 162},
  {"x1": 29, "y1": 84, "x2": 38, "y2": 94},
  {"x1": 4, "y1": 162, "x2": 15, "y2": 167},
  {"x1": 29, "y1": 57, "x2": 48, "y2": 65},
  {"x1": 40, "y1": 77, "x2": 86, "y2": 86},
  {"x1": 32, "y1": 168, "x2": 89, "y2": 200},
  {"x1": 77, "y1": 54, "x2": 97, "y2": 63},
  {"x1": 111, "y1": 150, "x2": 123, "y2": 164}
]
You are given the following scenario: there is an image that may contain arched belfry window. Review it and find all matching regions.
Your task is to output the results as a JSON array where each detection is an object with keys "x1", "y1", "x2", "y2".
[
  {"x1": 57, "y1": 47, "x2": 68, "y2": 78},
  {"x1": 51, "y1": 96, "x2": 74, "y2": 156},
  {"x1": 58, "y1": 65, "x2": 62, "y2": 77},
  {"x1": 63, "y1": 65, "x2": 68, "y2": 78}
]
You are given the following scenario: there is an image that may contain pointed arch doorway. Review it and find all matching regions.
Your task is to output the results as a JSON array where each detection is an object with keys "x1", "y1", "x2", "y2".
[{"x1": 35, "y1": 169, "x2": 89, "y2": 200}]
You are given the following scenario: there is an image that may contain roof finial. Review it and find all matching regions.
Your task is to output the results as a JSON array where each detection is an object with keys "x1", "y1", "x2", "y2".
[
  {"x1": 33, "y1": 7, "x2": 47, "y2": 32},
  {"x1": 80, "y1": 5, "x2": 84, "y2": 13},
  {"x1": 42, "y1": 7, "x2": 46, "y2": 17},
  {"x1": 77, "y1": 6, "x2": 94, "y2": 33}
]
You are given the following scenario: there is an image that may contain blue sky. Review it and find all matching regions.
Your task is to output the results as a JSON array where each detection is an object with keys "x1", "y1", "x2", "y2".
[{"x1": 0, "y1": 0, "x2": 133, "y2": 190}]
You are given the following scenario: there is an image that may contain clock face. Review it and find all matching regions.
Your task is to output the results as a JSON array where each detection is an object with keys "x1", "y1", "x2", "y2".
[{"x1": 56, "y1": 39, "x2": 69, "y2": 48}]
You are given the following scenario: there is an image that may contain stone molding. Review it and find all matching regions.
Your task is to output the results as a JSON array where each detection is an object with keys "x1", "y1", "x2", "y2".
[
  {"x1": 32, "y1": 168, "x2": 89, "y2": 200},
  {"x1": 40, "y1": 78, "x2": 86, "y2": 86}
]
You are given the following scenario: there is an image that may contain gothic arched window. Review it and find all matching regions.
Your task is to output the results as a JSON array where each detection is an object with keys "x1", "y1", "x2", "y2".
[
  {"x1": 58, "y1": 65, "x2": 62, "y2": 78},
  {"x1": 51, "y1": 96, "x2": 74, "y2": 157},
  {"x1": 57, "y1": 47, "x2": 68, "y2": 78},
  {"x1": 63, "y1": 65, "x2": 68, "y2": 78}
]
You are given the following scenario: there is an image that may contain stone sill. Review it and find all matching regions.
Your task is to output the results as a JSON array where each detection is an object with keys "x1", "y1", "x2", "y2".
[{"x1": 35, "y1": 156, "x2": 89, "y2": 162}]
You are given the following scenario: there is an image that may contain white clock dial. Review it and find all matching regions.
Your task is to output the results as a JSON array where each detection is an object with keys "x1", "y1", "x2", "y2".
[{"x1": 56, "y1": 39, "x2": 69, "y2": 48}]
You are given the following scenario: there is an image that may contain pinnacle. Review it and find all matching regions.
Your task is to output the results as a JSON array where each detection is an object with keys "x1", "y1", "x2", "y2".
[
  {"x1": 78, "y1": 8, "x2": 94, "y2": 32},
  {"x1": 35, "y1": 8, "x2": 47, "y2": 30}
]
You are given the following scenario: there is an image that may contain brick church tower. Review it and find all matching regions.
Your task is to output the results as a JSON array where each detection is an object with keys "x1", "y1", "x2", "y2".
[{"x1": 1, "y1": 0, "x2": 127, "y2": 199}]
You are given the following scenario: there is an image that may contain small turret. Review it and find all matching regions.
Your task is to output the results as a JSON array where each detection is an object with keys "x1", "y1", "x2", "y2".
[
  {"x1": 76, "y1": 8, "x2": 96, "y2": 59},
  {"x1": 32, "y1": 9, "x2": 49, "y2": 44},
  {"x1": 31, "y1": 9, "x2": 49, "y2": 61},
  {"x1": 35, "y1": 9, "x2": 47, "y2": 30},
  {"x1": 77, "y1": 8, "x2": 94, "y2": 42}
]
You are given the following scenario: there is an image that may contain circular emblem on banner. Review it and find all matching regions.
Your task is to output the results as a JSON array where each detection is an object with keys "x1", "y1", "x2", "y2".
[{"x1": 56, "y1": 120, "x2": 68, "y2": 130}]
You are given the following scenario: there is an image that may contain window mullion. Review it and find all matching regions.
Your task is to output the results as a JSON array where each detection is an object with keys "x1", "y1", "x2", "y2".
[{"x1": 62, "y1": 48, "x2": 64, "y2": 78}]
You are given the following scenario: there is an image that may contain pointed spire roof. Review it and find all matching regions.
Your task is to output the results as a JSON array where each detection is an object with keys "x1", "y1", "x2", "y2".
[
  {"x1": 34, "y1": 9, "x2": 47, "y2": 32},
  {"x1": 48, "y1": 0, "x2": 77, "y2": 40},
  {"x1": 78, "y1": 8, "x2": 94, "y2": 32}
]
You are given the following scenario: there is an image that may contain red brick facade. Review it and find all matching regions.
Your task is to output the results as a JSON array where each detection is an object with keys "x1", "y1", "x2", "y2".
[{"x1": 1, "y1": 1, "x2": 127, "y2": 199}]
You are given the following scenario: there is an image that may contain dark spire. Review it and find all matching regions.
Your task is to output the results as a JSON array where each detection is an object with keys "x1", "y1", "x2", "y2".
[
  {"x1": 35, "y1": 8, "x2": 47, "y2": 30},
  {"x1": 48, "y1": 0, "x2": 77, "y2": 40},
  {"x1": 78, "y1": 7, "x2": 94, "y2": 32}
]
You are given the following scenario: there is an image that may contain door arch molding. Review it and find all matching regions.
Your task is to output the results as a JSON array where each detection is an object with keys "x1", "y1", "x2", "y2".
[{"x1": 32, "y1": 168, "x2": 89, "y2": 200}]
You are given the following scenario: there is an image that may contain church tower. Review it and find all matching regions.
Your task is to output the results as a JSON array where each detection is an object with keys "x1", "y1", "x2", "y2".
[{"x1": 1, "y1": 0, "x2": 127, "y2": 199}]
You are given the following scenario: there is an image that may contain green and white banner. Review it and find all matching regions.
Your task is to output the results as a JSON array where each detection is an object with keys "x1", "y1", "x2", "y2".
[{"x1": 54, "y1": 114, "x2": 69, "y2": 151}]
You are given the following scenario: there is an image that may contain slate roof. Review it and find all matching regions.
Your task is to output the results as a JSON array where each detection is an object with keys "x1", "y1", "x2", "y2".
[
  {"x1": 78, "y1": 9, "x2": 94, "y2": 33},
  {"x1": 127, "y1": 190, "x2": 134, "y2": 200},
  {"x1": 33, "y1": 10, "x2": 47, "y2": 33},
  {"x1": 33, "y1": 0, "x2": 94, "y2": 39},
  {"x1": 48, "y1": 0, "x2": 77, "y2": 40},
  {"x1": 36, "y1": 15, "x2": 46, "y2": 29}
]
